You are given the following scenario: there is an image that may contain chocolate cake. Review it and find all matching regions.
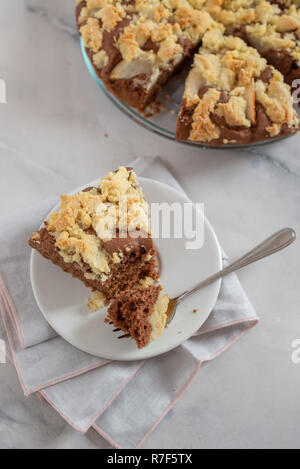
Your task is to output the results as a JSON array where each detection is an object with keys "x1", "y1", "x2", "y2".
[
  {"x1": 29, "y1": 167, "x2": 168, "y2": 347},
  {"x1": 108, "y1": 281, "x2": 169, "y2": 348},
  {"x1": 75, "y1": 1, "x2": 300, "y2": 146},
  {"x1": 29, "y1": 167, "x2": 169, "y2": 348},
  {"x1": 176, "y1": 30, "x2": 300, "y2": 145},
  {"x1": 76, "y1": 0, "x2": 222, "y2": 112}
]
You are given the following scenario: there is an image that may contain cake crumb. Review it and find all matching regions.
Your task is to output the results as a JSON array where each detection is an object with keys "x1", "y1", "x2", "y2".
[
  {"x1": 112, "y1": 252, "x2": 121, "y2": 264},
  {"x1": 162, "y1": 94, "x2": 174, "y2": 104},
  {"x1": 144, "y1": 100, "x2": 164, "y2": 117},
  {"x1": 88, "y1": 291, "x2": 106, "y2": 312},
  {"x1": 139, "y1": 276, "x2": 154, "y2": 288},
  {"x1": 193, "y1": 309, "x2": 198, "y2": 313},
  {"x1": 31, "y1": 232, "x2": 40, "y2": 240}
]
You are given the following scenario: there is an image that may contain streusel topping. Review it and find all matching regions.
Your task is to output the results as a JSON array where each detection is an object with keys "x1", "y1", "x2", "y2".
[
  {"x1": 77, "y1": 1, "x2": 300, "y2": 143},
  {"x1": 47, "y1": 167, "x2": 150, "y2": 278},
  {"x1": 269, "y1": 0, "x2": 300, "y2": 7},
  {"x1": 244, "y1": 5, "x2": 300, "y2": 66},
  {"x1": 78, "y1": 0, "x2": 222, "y2": 83},
  {"x1": 184, "y1": 30, "x2": 299, "y2": 142},
  {"x1": 204, "y1": 0, "x2": 300, "y2": 66}
]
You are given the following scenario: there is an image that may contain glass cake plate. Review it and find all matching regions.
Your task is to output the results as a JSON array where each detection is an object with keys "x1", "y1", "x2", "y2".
[{"x1": 80, "y1": 38, "x2": 293, "y2": 149}]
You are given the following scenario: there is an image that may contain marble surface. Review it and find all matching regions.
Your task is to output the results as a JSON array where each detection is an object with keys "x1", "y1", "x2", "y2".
[{"x1": 0, "y1": 0, "x2": 300, "y2": 449}]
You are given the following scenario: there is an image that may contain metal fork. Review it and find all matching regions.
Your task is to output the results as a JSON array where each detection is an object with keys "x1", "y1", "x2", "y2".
[
  {"x1": 165, "y1": 227, "x2": 296, "y2": 325},
  {"x1": 113, "y1": 228, "x2": 296, "y2": 339}
]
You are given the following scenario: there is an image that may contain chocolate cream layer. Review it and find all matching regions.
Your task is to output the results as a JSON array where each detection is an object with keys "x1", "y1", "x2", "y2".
[{"x1": 29, "y1": 226, "x2": 159, "y2": 302}]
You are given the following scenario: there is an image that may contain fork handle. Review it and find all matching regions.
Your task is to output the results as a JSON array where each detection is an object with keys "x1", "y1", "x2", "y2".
[{"x1": 178, "y1": 228, "x2": 296, "y2": 303}]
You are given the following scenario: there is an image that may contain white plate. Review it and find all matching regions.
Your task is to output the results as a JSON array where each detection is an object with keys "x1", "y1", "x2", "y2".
[{"x1": 30, "y1": 178, "x2": 222, "y2": 361}]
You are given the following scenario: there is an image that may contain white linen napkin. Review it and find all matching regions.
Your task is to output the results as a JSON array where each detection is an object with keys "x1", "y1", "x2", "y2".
[{"x1": 0, "y1": 157, "x2": 258, "y2": 448}]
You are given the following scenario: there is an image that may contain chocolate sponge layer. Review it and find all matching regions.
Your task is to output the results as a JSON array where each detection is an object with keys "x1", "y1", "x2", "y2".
[
  {"x1": 29, "y1": 227, "x2": 159, "y2": 302},
  {"x1": 108, "y1": 284, "x2": 161, "y2": 348}
]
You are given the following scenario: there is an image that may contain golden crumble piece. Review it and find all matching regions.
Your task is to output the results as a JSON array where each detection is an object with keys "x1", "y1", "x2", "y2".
[
  {"x1": 217, "y1": 97, "x2": 251, "y2": 128},
  {"x1": 153, "y1": 4, "x2": 170, "y2": 22},
  {"x1": 245, "y1": 23, "x2": 295, "y2": 50},
  {"x1": 135, "y1": 23, "x2": 152, "y2": 47},
  {"x1": 88, "y1": 291, "x2": 106, "y2": 312},
  {"x1": 274, "y1": 14, "x2": 300, "y2": 33},
  {"x1": 111, "y1": 252, "x2": 121, "y2": 264},
  {"x1": 157, "y1": 37, "x2": 182, "y2": 62},
  {"x1": 93, "y1": 50, "x2": 109, "y2": 69},
  {"x1": 80, "y1": 18, "x2": 103, "y2": 52},
  {"x1": 31, "y1": 232, "x2": 40, "y2": 240},
  {"x1": 87, "y1": 0, "x2": 107, "y2": 9},
  {"x1": 267, "y1": 123, "x2": 281, "y2": 137},
  {"x1": 189, "y1": 88, "x2": 221, "y2": 142},
  {"x1": 78, "y1": 6, "x2": 89, "y2": 24},
  {"x1": 139, "y1": 276, "x2": 155, "y2": 288},
  {"x1": 99, "y1": 166, "x2": 140, "y2": 203},
  {"x1": 176, "y1": 7, "x2": 215, "y2": 40},
  {"x1": 255, "y1": 78, "x2": 298, "y2": 128},
  {"x1": 118, "y1": 28, "x2": 141, "y2": 62},
  {"x1": 96, "y1": 5, "x2": 125, "y2": 32},
  {"x1": 151, "y1": 23, "x2": 173, "y2": 43}
]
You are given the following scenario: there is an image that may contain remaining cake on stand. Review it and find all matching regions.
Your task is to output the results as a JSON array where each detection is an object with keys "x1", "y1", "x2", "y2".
[
  {"x1": 205, "y1": 0, "x2": 300, "y2": 88},
  {"x1": 76, "y1": 0, "x2": 222, "y2": 112},
  {"x1": 75, "y1": 1, "x2": 300, "y2": 147},
  {"x1": 176, "y1": 29, "x2": 300, "y2": 145}
]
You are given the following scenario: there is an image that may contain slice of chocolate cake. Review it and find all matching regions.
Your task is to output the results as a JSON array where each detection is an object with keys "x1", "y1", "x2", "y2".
[
  {"x1": 176, "y1": 29, "x2": 300, "y2": 145},
  {"x1": 29, "y1": 167, "x2": 159, "y2": 303},
  {"x1": 76, "y1": 0, "x2": 222, "y2": 112},
  {"x1": 108, "y1": 281, "x2": 169, "y2": 349}
]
